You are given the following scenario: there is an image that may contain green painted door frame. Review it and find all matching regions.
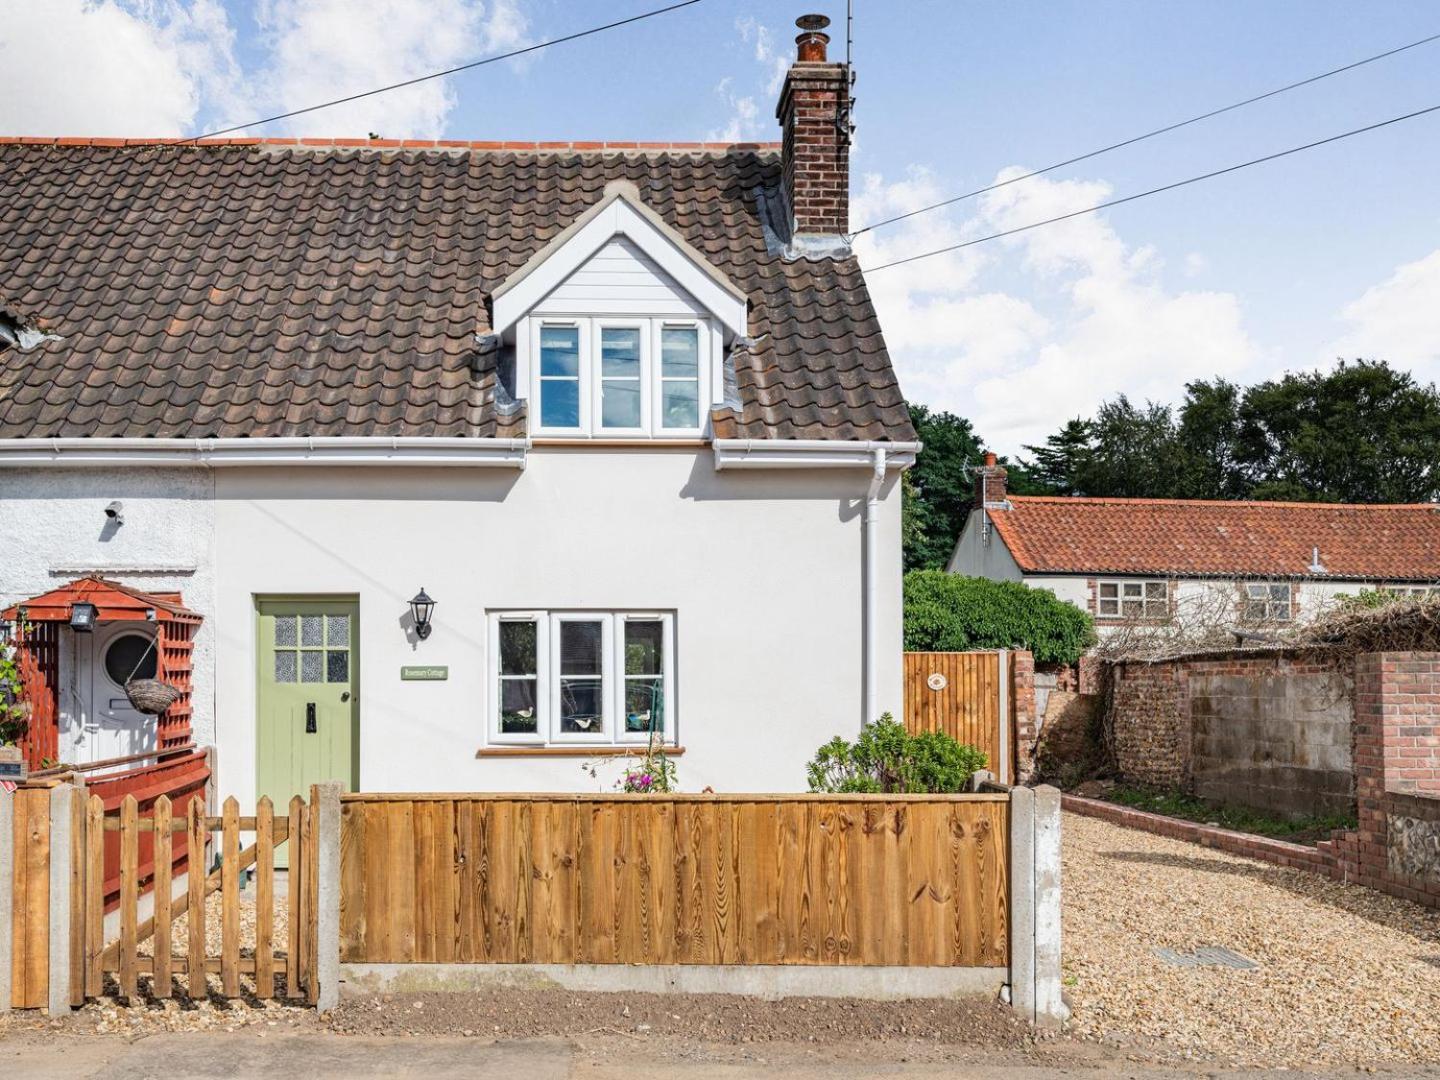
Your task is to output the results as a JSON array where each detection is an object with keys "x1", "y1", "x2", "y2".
[{"x1": 256, "y1": 597, "x2": 359, "y2": 864}]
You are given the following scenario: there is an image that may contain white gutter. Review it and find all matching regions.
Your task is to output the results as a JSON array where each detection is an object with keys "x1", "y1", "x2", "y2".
[
  {"x1": 0, "y1": 437, "x2": 530, "y2": 469},
  {"x1": 712, "y1": 438, "x2": 921, "y2": 470},
  {"x1": 863, "y1": 447, "x2": 888, "y2": 728}
]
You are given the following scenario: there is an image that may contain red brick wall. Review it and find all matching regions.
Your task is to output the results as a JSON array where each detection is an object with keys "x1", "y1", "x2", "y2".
[
  {"x1": 776, "y1": 61, "x2": 849, "y2": 236},
  {"x1": 1012, "y1": 651, "x2": 1037, "y2": 783}
]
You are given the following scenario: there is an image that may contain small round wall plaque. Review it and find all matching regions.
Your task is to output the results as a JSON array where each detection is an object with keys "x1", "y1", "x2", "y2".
[{"x1": 927, "y1": 672, "x2": 948, "y2": 691}]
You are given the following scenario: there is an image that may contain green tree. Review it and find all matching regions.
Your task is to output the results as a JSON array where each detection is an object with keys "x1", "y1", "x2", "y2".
[
  {"x1": 904, "y1": 404, "x2": 986, "y2": 571},
  {"x1": 1022, "y1": 417, "x2": 1093, "y2": 495},
  {"x1": 1072, "y1": 396, "x2": 1185, "y2": 498},
  {"x1": 1237, "y1": 360, "x2": 1440, "y2": 503},
  {"x1": 1174, "y1": 378, "x2": 1248, "y2": 499},
  {"x1": 903, "y1": 571, "x2": 1096, "y2": 664}
]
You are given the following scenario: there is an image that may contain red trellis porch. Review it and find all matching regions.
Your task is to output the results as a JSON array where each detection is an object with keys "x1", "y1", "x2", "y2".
[{"x1": 3, "y1": 577, "x2": 202, "y2": 770}]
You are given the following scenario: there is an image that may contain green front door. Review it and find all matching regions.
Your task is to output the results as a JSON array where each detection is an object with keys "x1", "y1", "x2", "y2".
[{"x1": 257, "y1": 599, "x2": 359, "y2": 864}]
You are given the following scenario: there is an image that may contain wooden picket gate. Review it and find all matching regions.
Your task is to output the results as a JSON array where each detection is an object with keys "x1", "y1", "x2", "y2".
[{"x1": 83, "y1": 791, "x2": 319, "y2": 1003}]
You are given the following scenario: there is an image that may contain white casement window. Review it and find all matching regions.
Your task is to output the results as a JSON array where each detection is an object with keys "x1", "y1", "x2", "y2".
[
  {"x1": 1097, "y1": 579, "x2": 1168, "y2": 619},
  {"x1": 487, "y1": 611, "x2": 675, "y2": 745},
  {"x1": 1382, "y1": 585, "x2": 1437, "y2": 598},
  {"x1": 531, "y1": 317, "x2": 708, "y2": 437},
  {"x1": 1243, "y1": 582, "x2": 1292, "y2": 622}
]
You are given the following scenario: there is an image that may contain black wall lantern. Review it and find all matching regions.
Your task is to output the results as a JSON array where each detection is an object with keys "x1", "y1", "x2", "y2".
[
  {"x1": 70, "y1": 602, "x2": 98, "y2": 632},
  {"x1": 409, "y1": 588, "x2": 436, "y2": 640}
]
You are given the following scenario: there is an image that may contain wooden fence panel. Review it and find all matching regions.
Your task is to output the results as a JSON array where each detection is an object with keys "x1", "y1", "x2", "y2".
[
  {"x1": 339, "y1": 794, "x2": 1010, "y2": 969},
  {"x1": 904, "y1": 652, "x2": 1005, "y2": 776},
  {"x1": 11, "y1": 787, "x2": 51, "y2": 1009}
]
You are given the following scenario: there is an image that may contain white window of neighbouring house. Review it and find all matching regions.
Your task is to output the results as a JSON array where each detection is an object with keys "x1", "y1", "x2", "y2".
[
  {"x1": 1097, "y1": 579, "x2": 1168, "y2": 619},
  {"x1": 531, "y1": 317, "x2": 708, "y2": 437},
  {"x1": 487, "y1": 611, "x2": 675, "y2": 745},
  {"x1": 1244, "y1": 582, "x2": 1292, "y2": 622}
]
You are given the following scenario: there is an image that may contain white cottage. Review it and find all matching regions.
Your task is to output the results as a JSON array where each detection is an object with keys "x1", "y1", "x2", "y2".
[
  {"x1": 0, "y1": 18, "x2": 917, "y2": 805},
  {"x1": 948, "y1": 455, "x2": 1440, "y2": 633}
]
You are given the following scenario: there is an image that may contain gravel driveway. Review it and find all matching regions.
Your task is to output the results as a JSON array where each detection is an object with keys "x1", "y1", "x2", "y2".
[{"x1": 1063, "y1": 810, "x2": 1440, "y2": 1067}]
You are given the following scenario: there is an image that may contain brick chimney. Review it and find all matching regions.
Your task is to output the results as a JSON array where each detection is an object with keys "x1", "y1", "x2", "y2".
[
  {"x1": 974, "y1": 452, "x2": 1009, "y2": 509},
  {"x1": 775, "y1": 14, "x2": 850, "y2": 238}
]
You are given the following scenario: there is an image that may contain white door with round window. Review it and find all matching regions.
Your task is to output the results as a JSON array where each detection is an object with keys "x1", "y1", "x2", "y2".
[{"x1": 68, "y1": 624, "x2": 160, "y2": 765}]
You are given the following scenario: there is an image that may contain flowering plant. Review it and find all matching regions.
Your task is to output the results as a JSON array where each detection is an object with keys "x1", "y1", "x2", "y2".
[{"x1": 615, "y1": 733, "x2": 678, "y2": 794}]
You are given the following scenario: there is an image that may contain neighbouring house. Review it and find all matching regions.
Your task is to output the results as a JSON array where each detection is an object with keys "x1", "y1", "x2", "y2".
[
  {"x1": 0, "y1": 16, "x2": 918, "y2": 804},
  {"x1": 948, "y1": 455, "x2": 1440, "y2": 635}
]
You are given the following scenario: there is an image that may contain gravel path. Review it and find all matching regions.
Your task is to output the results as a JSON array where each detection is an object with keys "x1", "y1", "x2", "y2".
[{"x1": 1063, "y1": 810, "x2": 1440, "y2": 1067}]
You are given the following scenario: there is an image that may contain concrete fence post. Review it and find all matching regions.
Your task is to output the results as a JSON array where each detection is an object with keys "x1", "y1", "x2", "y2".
[
  {"x1": 1008, "y1": 784, "x2": 1065, "y2": 1029},
  {"x1": 0, "y1": 786, "x2": 12, "y2": 1014},
  {"x1": 47, "y1": 782, "x2": 74, "y2": 1016},
  {"x1": 315, "y1": 781, "x2": 342, "y2": 1013},
  {"x1": 1008, "y1": 784, "x2": 1036, "y2": 1022},
  {"x1": 1033, "y1": 785, "x2": 1064, "y2": 1028}
]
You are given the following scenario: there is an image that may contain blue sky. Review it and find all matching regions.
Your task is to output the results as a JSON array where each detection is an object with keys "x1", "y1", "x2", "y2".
[{"x1": 4, "y1": 0, "x2": 1438, "y2": 452}]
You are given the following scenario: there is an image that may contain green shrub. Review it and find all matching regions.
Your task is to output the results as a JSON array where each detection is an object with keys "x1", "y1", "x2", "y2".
[
  {"x1": 806, "y1": 714, "x2": 988, "y2": 794},
  {"x1": 903, "y1": 571, "x2": 1095, "y2": 665}
]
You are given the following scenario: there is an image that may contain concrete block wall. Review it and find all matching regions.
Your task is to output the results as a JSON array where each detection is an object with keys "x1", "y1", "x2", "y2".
[
  {"x1": 1072, "y1": 651, "x2": 1440, "y2": 911},
  {"x1": 1108, "y1": 652, "x2": 1355, "y2": 819}
]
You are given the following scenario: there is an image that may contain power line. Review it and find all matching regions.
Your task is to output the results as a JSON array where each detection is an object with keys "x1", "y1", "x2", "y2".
[
  {"x1": 850, "y1": 29, "x2": 1440, "y2": 237},
  {"x1": 862, "y1": 101, "x2": 1440, "y2": 273},
  {"x1": 191, "y1": 0, "x2": 707, "y2": 141}
]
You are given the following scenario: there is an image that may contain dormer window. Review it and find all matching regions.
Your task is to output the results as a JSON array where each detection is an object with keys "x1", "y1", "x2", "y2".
[{"x1": 531, "y1": 317, "x2": 709, "y2": 437}]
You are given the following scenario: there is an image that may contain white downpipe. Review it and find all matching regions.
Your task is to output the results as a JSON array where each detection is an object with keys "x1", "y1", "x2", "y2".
[{"x1": 863, "y1": 447, "x2": 888, "y2": 728}]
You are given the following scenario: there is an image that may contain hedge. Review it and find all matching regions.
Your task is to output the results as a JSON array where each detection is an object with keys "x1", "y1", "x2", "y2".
[{"x1": 903, "y1": 571, "x2": 1095, "y2": 665}]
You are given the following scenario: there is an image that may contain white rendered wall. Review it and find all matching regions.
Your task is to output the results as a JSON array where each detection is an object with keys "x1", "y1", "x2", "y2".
[
  {"x1": 210, "y1": 449, "x2": 904, "y2": 802},
  {"x1": 0, "y1": 468, "x2": 217, "y2": 745},
  {"x1": 945, "y1": 512, "x2": 1024, "y2": 581}
]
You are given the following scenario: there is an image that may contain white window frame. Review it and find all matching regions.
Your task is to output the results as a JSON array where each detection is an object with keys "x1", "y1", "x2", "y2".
[
  {"x1": 487, "y1": 611, "x2": 549, "y2": 745},
  {"x1": 1096, "y1": 578, "x2": 1168, "y2": 620},
  {"x1": 534, "y1": 320, "x2": 588, "y2": 434},
  {"x1": 1243, "y1": 582, "x2": 1293, "y2": 622},
  {"x1": 614, "y1": 612, "x2": 675, "y2": 745},
  {"x1": 527, "y1": 316, "x2": 709, "y2": 439},
  {"x1": 486, "y1": 611, "x2": 676, "y2": 747},
  {"x1": 592, "y1": 320, "x2": 649, "y2": 436}
]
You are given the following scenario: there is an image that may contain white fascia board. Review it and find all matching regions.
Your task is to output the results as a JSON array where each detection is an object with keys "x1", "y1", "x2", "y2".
[
  {"x1": 492, "y1": 190, "x2": 747, "y2": 339},
  {"x1": 712, "y1": 439, "x2": 921, "y2": 470},
  {"x1": 0, "y1": 437, "x2": 530, "y2": 469}
]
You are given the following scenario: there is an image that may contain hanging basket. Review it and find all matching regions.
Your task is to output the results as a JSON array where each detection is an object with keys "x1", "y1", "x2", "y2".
[{"x1": 124, "y1": 679, "x2": 182, "y2": 716}]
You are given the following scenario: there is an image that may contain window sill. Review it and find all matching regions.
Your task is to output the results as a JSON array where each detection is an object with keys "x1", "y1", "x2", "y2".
[{"x1": 476, "y1": 745, "x2": 685, "y2": 759}]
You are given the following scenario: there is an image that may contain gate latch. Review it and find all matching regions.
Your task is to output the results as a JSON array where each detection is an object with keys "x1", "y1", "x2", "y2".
[{"x1": 306, "y1": 702, "x2": 317, "y2": 734}]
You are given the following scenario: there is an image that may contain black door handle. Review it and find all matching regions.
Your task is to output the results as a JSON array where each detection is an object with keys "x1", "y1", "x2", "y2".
[{"x1": 306, "y1": 703, "x2": 317, "y2": 734}]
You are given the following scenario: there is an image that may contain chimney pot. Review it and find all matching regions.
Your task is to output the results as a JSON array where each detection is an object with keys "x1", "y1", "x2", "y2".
[
  {"x1": 795, "y1": 14, "x2": 831, "y2": 62},
  {"x1": 984, "y1": 452, "x2": 997, "y2": 467}
]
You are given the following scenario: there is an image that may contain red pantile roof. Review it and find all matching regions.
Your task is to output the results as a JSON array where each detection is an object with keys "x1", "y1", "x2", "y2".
[{"x1": 988, "y1": 496, "x2": 1440, "y2": 581}]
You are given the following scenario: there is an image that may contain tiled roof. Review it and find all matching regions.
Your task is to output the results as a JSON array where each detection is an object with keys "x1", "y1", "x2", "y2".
[
  {"x1": 0, "y1": 140, "x2": 915, "y2": 442},
  {"x1": 988, "y1": 496, "x2": 1440, "y2": 581}
]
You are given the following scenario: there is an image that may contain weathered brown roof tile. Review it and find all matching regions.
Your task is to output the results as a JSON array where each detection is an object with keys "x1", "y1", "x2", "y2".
[{"x1": 0, "y1": 142, "x2": 914, "y2": 442}]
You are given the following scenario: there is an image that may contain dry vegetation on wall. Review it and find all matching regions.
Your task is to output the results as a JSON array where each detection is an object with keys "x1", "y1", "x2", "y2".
[{"x1": 1092, "y1": 591, "x2": 1440, "y2": 664}]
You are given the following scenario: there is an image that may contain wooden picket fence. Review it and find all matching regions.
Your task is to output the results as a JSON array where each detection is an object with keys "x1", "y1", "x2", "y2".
[{"x1": 85, "y1": 792, "x2": 319, "y2": 1003}]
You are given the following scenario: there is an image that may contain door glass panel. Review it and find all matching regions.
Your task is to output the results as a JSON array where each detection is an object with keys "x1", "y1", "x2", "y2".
[
  {"x1": 326, "y1": 614, "x2": 350, "y2": 647},
  {"x1": 326, "y1": 651, "x2": 349, "y2": 683},
  {"x1": 104, "y1": 634, "x2": 156, "y2": 685},
  {"x1": 300, "y1": 651, "x2": 323, "y2": 683},
  {"x1": 274, "y1": 651, "x2": 297, "y2": 683},
  {"x1": 301, "y1": 615, "x2": 323, "y2": 647},
  {"x1": 274, "y1": 616, "x2": 297, "y2": 646}
]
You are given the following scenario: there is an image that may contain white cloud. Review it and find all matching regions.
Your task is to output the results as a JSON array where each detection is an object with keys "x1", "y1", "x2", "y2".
[
  {"x1": 1329, "y1": 249, "x2": 1440, "y2": 381},
  {"x1": 855, "y1": 166, "x2": 1264, "y2": 453},
  {"x1": 251, "y1": 0, "x2": 531, "y2": 138},
  {"x1": 0, "y1": 0, "x2": 241, "y2": 137},
  {"x1": 705, "y1": 15, "x2": 789, "y2": 142}
]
